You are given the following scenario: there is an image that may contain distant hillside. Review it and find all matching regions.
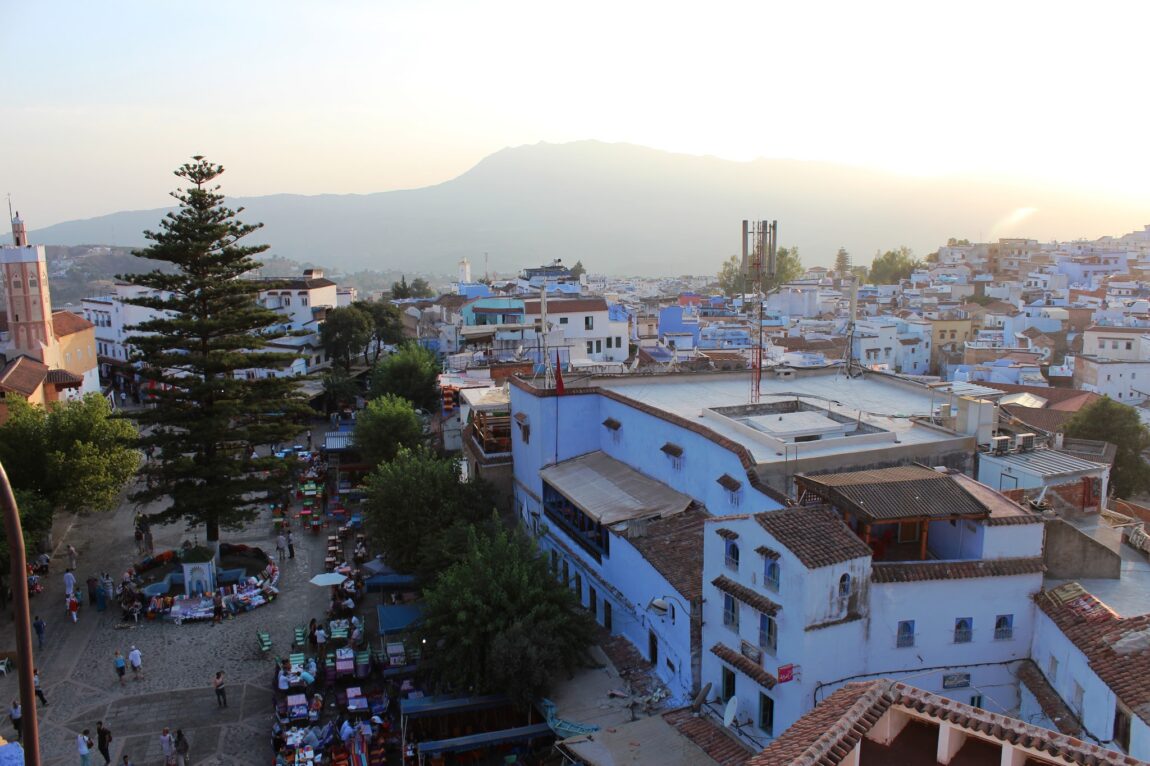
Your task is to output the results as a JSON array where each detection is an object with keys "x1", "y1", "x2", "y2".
[{"x1": 29, "y1": 141, "x2": 1150, "y2": 276}]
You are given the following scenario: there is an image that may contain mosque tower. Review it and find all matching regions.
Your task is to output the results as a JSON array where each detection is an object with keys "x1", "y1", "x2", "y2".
[{"x1": 1, "y1": 211, "x2": 59, "y2": 366}]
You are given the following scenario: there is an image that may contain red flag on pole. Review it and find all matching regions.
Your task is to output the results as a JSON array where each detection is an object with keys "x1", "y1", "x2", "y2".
[{"x1": 555, "y1": 351, "x2": 565, "y2": 395}]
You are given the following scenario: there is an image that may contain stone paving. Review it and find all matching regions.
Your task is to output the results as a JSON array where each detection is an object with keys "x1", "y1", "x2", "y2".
[{"x1": 0, "y1": 420, "x2": 336, "y2": 766}]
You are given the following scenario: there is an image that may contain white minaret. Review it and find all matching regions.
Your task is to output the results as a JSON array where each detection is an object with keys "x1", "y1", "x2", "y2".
[
  {"x1": 2, "y1": 212, "x2": 59, "y2": 366},
  {"x1": 458, "y1": 257, "x2": 472, "y2": 284}
]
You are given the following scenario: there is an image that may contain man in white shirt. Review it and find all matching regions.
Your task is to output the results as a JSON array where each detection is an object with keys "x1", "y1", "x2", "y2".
[
  {"x1": 63, "y1": 569, "x2": 76, "y2": 597},
  {"x1": 77, "y1": 728, "x2": 92, "y2": 766},
  {"x1": 128, "y1": 646, "x2": 144, "y2": 680}
]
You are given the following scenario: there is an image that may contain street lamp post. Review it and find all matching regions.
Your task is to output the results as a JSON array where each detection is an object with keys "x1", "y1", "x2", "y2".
[{"x1": 0, "y1": 461, "x2": 40, "y2": 764}]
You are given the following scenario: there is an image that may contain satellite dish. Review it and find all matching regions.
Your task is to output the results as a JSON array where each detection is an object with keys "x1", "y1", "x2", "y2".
[{"x1": 723, "y1": 697, "x2": 738, "y2": 728}]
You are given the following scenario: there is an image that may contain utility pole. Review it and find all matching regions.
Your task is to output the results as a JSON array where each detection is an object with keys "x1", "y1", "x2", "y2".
[
  {"x1": 0, "y1": 462, "x2": 39, "y2": 765},
  {"x1": 742, "y1": 220, "x2": 777, "y2": 403}
]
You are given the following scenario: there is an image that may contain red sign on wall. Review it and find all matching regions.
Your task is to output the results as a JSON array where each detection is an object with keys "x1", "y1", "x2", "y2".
[{"x1": 777, "y1": 664, "x2": 794, "y2": 683}]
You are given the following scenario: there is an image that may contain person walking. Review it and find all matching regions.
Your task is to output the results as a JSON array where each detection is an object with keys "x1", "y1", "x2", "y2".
[
  {"x1": 213, "y1": 671, "x2": 227, "y2": 708},
  {"x1": 32, "y1": 615, "x2": 46, "y2": 648},
  {"x1": 113, "y1": 650, "x2": 127, "y2": 686},
  {"x1": 159, "y1": 728, "x2": 175, "y2": 766},
  {"x1": 96, "y1": 721, "x2": 113, "y2": 766},
  {"x1": 63, "y1": 568, "x2": 77, "y2": 599},
  {"x1": 78, "y1": 728, "x2": 93, "y2": 766},
  {"x1": 315, "y1": 624, "x2": 327, "y2": 652},
  {"x1": 174, "y1": 729, "x2": 190, "y2": 766},
  {"x1": 34, "y1": 668, "x2": 48, "y2": 705},
  {"x1": 8, "y1": 701, "x2": 20, "y2": 741},
  {"x1": 128, "y1": 645, "x2": 143, "y2": 680},
  {"x1": 275, "y1": 533, "x2": 287, "y2": 562},
  {"x1": 67, "y1": 544, "x2": 79, "y2": 570},
  {"x1": 287, "y1": 530, "x2": 296, "y2": 559},
  {"x1": 68, "y1": 594, "x2": 80, "y2": 622}
]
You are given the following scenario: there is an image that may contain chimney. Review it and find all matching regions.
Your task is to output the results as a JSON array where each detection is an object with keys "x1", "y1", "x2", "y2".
[{"x1": 303, "y1": 268, "x2": 323, "y2": 280}]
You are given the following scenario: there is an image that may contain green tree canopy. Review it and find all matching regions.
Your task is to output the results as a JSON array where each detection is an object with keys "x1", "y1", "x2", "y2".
[
  {"x1": 0, "y1": 394, "x2": 139, "y2": 514},
  {"x1": 321, "y1": 369, "x2": 361, "y2": 413},
  {"x1": 420, "y1": 524, "x2": 596, "y2": 707},
  {"x1": 369, "y1": 342, "x2": 440, "y2": 411},
  {"x1": 569, "y1": 260, "x2": 586, "y2": 279},
  {"x1": 353, "y1": 394, "x2": 424, "y2": 466},
  {"x1": 391, "y1": 276, "x2": 435, "y2": 299},
  {"x1": 352, "y1": 300, "x2": 403, "y2": 364},
  {"x1": 364, "y1": 448, "x2": 496, "y2": 578},
  {"x1": 834, "y1": 247, "x2": 851, "y2": 276},
  {"x1": 1063, "y1": 397, "x2": 1150, "y2": 499},
  {"x1": 320, "y1": 305, "x2": 373, "y2": 373},
  {"x1": 716, "y1": 255, "x2": 743, "y2": 297},
  {"x1": 0, "y1": 489, "x2": 53, "y2": 602},
  {"x1": 121, "y1": 157, "x2": 312, "y2": 542},
  {"x1": 767, "y1": 245, "x2": 804, "y2": 291},
  {"x1": 869, "y1": 246, "x2": 922, "y2": 284}
]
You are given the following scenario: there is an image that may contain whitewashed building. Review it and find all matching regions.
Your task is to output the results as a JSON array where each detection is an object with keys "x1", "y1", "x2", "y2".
[{"x1": 697, "y1": 466, "x2": 1045, "y2": 750}]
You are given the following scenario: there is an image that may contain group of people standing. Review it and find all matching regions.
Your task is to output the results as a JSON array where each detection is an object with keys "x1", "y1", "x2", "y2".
[{"x1": 76, "y1": 723, "x2": 189, "y2": 766}]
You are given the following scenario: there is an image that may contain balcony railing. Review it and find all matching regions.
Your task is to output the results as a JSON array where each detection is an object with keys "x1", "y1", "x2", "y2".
[
  {"x1": 994, "y1": 626, "x2": 1013, "y2": 641},
  {"x1": 896, "y1": 632, "x2": 916, "y2": 649}
]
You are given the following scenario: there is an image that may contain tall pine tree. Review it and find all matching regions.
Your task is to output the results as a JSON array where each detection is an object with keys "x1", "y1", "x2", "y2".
[{"x1": 122, "y1": 157, "x2": 311, "y2": 542}]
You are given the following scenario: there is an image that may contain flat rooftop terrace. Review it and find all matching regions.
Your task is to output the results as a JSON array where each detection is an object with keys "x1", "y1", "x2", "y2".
[
  {"x1": 1047, "y1": 514, "x2": 1150, "y2": 618},
  {"x1": 593, "y1": 370, "x2": 969, "y2": 465}
]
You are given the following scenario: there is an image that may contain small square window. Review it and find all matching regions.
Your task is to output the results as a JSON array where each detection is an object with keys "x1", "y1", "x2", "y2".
[
  {"x1": 759, "y1": 613, "x2": 777, "y2": 655},
  {"x1": 721, "y1": 666, "x2": 736, "y2": 702},
  {"x1": 584, "y1": 316, "x2": 594, "y2": 330},
  {"x1": 1048, "y1": 655, "x2": 1059, "y2": 683},
  {"x1": 559, "y1": 317, "x2": 568, "y2": 325}
]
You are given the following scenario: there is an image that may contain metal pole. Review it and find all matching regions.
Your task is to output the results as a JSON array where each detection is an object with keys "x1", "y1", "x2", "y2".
[{"x1": 0, "y1": 460, "x2": 39, "y2": 764}]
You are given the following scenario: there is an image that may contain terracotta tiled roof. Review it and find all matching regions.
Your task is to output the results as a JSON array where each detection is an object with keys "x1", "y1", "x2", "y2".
[
  {"x1": 716, "y1": 473, "x2": 742, "y2": 491},
  {"x1": 1001, "y1": 404, "x2": 1074, "y2": 434},
  {"x1": 755, "y1": 545, "x2": 781, "y2": 560},
  {"x1": 797, "y1": 465, "x2": 990, "y2": 522},
  {"x1": 748, "y1": 679, "x2": 1144, "y2": 766},
  {"x1": 709, "y1": 643, "x2": 777, "y2": 689},
  {"x1": 746, "y1": 681, "x2": 889, "y2": 765},
  {"x1": 715, "y1": 528, "x2": 739, "y2": 540},
  {"x1": 711, "y1": 575, "x2": 780, "y2": 616},
  {"x1": 871, "y1": 557, "x2": 1045, "y2": 584},
  {"x1": 625, "y1": 506, "x2": 710, "y2": 604},
  {"x1": 0, "y1": 355, "x2": 48, "y2": 396},
  {"x1": 523, "y1": 298, "x2": 607, "y2": 315},
  {"x1": 754, "y1": 506, "x2": 871, "y2": 569},
  {"x1": 1036, "y1": 582, "x2": 1150, "y2": 725},
  {"x1": 1016, "y1": 661, "x2": 1082, "y2": 736},
  {"x1": 51, "y1": 310, "x2": 94, "y2": 338},
  {"x1": 661, "y1": 708, "x2": 754, "y2": 766},
  {"x1": 45, "y1": 369, "x2": 83, "y2": 386},
  {"x1": 979, "y1": 382, "x2": 1101, "y2": 411}
]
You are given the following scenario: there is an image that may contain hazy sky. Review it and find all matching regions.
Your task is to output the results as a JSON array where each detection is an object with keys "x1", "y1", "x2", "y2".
[{"x1": 5, "y1": 1, "x2": 1149, "y2": 229}]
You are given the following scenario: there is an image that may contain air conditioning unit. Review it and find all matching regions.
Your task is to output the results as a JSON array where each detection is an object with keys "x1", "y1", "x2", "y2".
[
  {"x1": 1016, "y1": 433, "x2": 1036, "y2": 452},
  {"x1": 991, "y1": 435, "x2": 1012, "y2": 456}
]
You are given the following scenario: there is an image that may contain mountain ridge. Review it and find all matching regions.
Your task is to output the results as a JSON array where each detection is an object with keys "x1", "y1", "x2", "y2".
[{"x1": 28, "y1": 141, "x2": 1148, "y2": 276}]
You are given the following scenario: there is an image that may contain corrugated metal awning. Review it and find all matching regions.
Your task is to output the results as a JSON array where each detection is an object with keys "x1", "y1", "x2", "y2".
[{"x1": 540, "y1": 451, "x2": 692, "y2": 526}]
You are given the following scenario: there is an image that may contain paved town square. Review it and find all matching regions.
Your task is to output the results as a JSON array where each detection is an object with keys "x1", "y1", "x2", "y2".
[{"x1": 0, "y1": 436, "x2": 331, "y2": 766}]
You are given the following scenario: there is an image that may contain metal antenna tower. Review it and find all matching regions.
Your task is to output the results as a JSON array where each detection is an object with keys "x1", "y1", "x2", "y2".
[{"x1": 742, "y1": 219, "x2": 777, "y2": 403}]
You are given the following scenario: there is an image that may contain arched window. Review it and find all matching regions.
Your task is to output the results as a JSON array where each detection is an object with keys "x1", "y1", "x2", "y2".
[
  {"x1": 838, "y1": 573, "x2": 852, "y2": 598},
  {"x1": 764, "y1": 560, "x2": 780, "y2": 592},
  {"x1": 954, "y1": 617, "x2": 973, "y2": 643},
  {"x1": 12, "y1": 277, "x2": 21, "y2": 289},
  {"x1": 725, "y1": 541, "x2": 740, "y2": 571}
]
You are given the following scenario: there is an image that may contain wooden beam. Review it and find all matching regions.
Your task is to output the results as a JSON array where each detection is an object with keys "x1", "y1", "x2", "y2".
[{"x1": 919, "y1": 520, "x2": 930, "y2": 561}]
